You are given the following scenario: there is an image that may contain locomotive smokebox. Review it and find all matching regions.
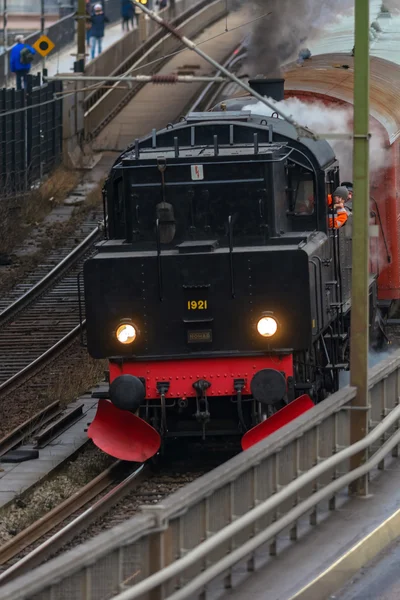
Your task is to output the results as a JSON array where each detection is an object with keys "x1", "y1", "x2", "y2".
[
  {"x1": 109, "y1": 374, "x2": 145, "y2": 412},
  {"x1": 248, "y1": 78, "x2": 285, "y2": 102}
]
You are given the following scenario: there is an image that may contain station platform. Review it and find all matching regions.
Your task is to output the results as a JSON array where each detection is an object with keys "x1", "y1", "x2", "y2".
[
  {"x1": 4, "y1": 20, "x2": 127, "y2": 86},
  {"x1": 0, "y1": 396, "x2": 97, "y2": 508},
  {"x1": 41, "y1": 21, "x2": 127, "y2": 78}
]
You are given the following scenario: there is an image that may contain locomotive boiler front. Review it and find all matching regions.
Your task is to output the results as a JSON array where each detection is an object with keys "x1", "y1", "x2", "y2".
[{"x1": 84, "y1": 237, "x2": 313, "y2": 396}]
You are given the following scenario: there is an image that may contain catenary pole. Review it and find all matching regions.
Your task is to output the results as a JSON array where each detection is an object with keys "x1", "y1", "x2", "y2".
[
  {"x1": 75, "y1": 0, "x2": 86, "y2": 72},
  {"x1": 349, "y1": 0, "x2": 370, "y2": 495},
  {"x1": 3, "y1": 0, "x2": 8, "y2": 49},
  {"x1": 40, "y1": 0, "x2": 45, "y2": 32}
]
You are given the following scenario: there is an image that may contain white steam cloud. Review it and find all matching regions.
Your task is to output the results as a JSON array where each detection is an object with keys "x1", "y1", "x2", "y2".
[{"x1": 243, "y1": 97, "x2": 388, "y2": 180}]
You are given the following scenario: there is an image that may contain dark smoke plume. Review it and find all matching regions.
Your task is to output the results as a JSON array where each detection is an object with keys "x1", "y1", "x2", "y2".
[{"x1": 232, "y1": 0, "x2": 353, "y2": 77}]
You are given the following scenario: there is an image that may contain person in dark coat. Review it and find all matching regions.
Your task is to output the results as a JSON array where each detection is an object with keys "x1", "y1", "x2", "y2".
[
  {"x1": 121, "y1": 0, "x2": 134, "y2": 31},
  {"x1": 10, "y1": 35, "x2": 36, "y2": 90},
  {"x1": 90, "y1": 3, "x2": 109, "y2": 60}
]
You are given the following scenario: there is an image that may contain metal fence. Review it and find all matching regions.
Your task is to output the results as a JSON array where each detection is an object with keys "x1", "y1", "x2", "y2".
[
  {"x1": 0, "y1": 73, "x2": 63, "y2": 202},
  {"x1": 2, "y1": 350, "x2": 400, "y2": 600},
  {"x1": 4, "y1": 1, "x2": 65, "y2": 13}
]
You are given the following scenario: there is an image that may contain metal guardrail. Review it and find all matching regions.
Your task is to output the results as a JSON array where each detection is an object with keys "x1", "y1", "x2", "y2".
[
  {"x1": 2, "y1": 350, "x2": 400, "y2": 600},
  {"x1": 83, "y1": 0, "x2": 227, "y2": 140}
]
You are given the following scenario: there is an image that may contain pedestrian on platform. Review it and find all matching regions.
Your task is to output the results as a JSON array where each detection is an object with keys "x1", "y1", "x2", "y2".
[
  {"x1": 121, "y1": 0, "x2": 134, "y2": 31},
  {"x1": 90, "y1": 3, "x2": 109, "y2": 60},
  {"x1": 10, "y1": 35, "x2": 36, "y2": 90}
]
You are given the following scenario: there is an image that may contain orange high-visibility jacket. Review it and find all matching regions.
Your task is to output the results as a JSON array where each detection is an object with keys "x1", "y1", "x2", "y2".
[{"x1": 328, "y1": 194, "x2": 348, "y2": 229}]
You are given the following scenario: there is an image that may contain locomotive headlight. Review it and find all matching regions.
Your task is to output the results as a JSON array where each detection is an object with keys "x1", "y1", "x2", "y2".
[
  {"x1": 257, "y1": 316, "x2": 278, "y2": 338},
  {"x1": 116, "y1": 323, "x2": 137, "y2": 344}
]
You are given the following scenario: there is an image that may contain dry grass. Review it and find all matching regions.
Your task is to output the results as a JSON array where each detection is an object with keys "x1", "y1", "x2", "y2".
[
  {"x1": 0, "y1": 445, "x2": 113, "y2": 543},
  {"x1": 0, "y1": 340, "x2": 107, "y2": 438},
  {"x1": 0, "y1": 167, "x2": 81, "y2": 256},
  {"x1": 0, "y1": 182, "x2": 103, "y2": 294}
]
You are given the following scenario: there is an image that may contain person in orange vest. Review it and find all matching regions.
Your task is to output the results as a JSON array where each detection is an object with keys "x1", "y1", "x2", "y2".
[{"x1": 328, "y1": 186, "x2": 349, "y2": 228}]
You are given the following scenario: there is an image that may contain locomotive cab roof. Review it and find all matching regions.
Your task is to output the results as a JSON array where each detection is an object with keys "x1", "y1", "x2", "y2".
[
  {"x1": 210, "y1": 98, "x2": 336, "y2": 170},
  {"x1": 114, "y1": 107, "x2": 336, "y2": 173}
]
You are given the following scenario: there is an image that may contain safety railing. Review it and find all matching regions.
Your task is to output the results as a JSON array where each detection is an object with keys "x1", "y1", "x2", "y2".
[{"x1": 2, "y1": 350, "x2": 400, "y2": 600}]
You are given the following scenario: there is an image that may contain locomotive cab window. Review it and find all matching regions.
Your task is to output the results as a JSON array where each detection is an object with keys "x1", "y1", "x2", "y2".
[
  {"x1": 294, "y1": 178, "x2": 315, "y2": 215},
  {"x1": 287, "y1": 167, "x2": 315, "y2": 216},
  {"x1": 124, "y1": 177, "x2": 270, "y2": 247}
]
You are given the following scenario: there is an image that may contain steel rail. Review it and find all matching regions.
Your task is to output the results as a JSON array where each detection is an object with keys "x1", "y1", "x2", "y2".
[
  {"x1": 110, "y1": 402, "x2": 400, "y2": 600},
  {"x1": 188, "y1": 42, "x2": 247, "y2": 113},
  {"x1": 0, "y1": 461, "x2": 123, "y2": 565},
  {"x1": 83, "y1": 0, "x2": 227, "y2": 139},
  {"x1": 0, "y1": 463, "x2": 148, "y2": 585},
  {"x1": 84, "y1": 0, "x2": 219, "y2": 108},
  {"x1": 0, "y1": 401, "x2": 61, "y2": 458},
  {"x1": 0, "y1": 322, "x2": 84, "y2": 396},
  {"x1": 131, "y1": 1, "x2": 313, "y2": 138},
  {"x1": 0, "y1": 225, "x2": 100, "y2": 326}
]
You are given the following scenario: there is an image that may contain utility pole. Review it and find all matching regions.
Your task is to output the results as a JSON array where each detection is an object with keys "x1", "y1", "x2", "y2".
[
  {"x1": 3, "y1": 0, "x2": 8, "y2": 49},
  {"x1": 41, "y1": 0, "x2": 45, "y2": 33},
  {"x1": 74, "y1": 0, "x2": 87, "y2": 72},
  {"x1": 349, "y1": 0, "x2": 370, "y2": 495}
]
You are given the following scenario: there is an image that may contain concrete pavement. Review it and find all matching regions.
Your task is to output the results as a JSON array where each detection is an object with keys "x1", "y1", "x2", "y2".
[
  {"x1": 42, "y1": 21, "x2": 128, "y2": 77},
  {"x1": 337, "y1": 538, "x2": 400, "y2": 600}
]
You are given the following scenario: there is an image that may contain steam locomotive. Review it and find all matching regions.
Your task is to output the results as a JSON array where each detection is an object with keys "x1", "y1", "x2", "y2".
[{"x1": 83, "y1": 78, "x2": 375, "y2": 462}]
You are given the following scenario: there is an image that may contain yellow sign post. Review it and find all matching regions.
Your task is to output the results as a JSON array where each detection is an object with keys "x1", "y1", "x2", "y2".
[{"x1": 33, "y1": 35, "x2": 55, "y2": 57}]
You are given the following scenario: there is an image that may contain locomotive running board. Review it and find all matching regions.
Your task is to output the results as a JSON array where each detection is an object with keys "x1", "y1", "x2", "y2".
[
  {"x1": 241, "y1": 395, "x2": 314, "y2": 451},
  {"x1": 88, "y1": 399, "x2": 161, "y2": 462}
]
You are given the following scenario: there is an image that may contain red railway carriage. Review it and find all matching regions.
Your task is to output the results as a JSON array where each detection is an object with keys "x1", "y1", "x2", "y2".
[{"x1": 284, "y1": 53, "x2": 400, "y2": 307}]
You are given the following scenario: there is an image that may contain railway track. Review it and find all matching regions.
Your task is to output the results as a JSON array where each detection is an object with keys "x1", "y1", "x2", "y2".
[
  {"x1": 0, "y1": 214, "x2": 103, "y2": 392},
  {"x1": 0, "y1": 4, "x2": 246, "y2": 505},
  {"x1": 0, "y1": 26, "x2": 246, "y2": 421},
  {"x1": 0, "y1": 443, "x2": 238, "y2": 585},
  {"x1": 0, "y1": 208, "x2": 102, "y2": 312}
]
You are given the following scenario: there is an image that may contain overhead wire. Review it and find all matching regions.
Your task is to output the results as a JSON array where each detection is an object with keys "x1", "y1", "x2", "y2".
[{"x1": 0, "y1": 8, "x2": 270, "y2": 119}]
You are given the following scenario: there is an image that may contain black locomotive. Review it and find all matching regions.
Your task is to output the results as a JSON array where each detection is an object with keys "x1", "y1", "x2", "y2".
[{"x1": 83, "y1": 79, "x2": 358, "y2": 461}]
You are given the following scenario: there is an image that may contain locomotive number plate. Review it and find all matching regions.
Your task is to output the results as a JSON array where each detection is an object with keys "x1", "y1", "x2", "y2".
[
  {"x1": 187, "y1": 329, "x2": 212, "y2": 343},
  {"x1": 187, "y1": 300, "x2": 208, "y2": 311}
]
